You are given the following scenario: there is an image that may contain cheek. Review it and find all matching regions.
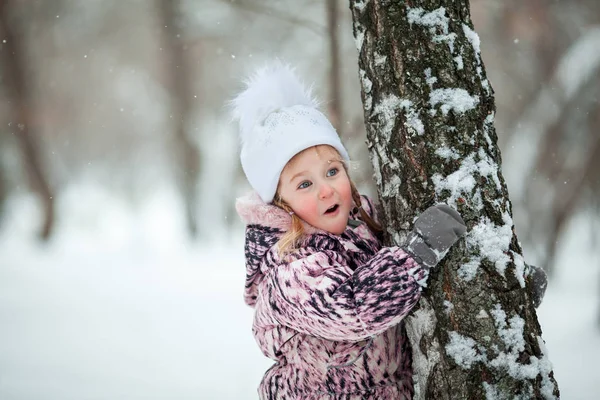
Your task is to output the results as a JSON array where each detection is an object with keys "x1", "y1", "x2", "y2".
[
  {"x1": 339, "y1": 180, "x2": 353, "y2": 205},
  {"x1": 293, "y1": 196, "x2": 319, "y2": 221}
]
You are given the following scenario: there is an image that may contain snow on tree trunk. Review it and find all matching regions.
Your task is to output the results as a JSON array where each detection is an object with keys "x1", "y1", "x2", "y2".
[{"x1": 349, "y1": 1, "x2": 559, "y2": 398}]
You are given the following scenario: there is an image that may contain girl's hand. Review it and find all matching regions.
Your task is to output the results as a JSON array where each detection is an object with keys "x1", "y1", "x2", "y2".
[
  {"x1": 526, "y1": 264, "x2": 547, "y2": 308},
  {"x1": 403, "y1": 204, "x2": 467, "y2": 269}
]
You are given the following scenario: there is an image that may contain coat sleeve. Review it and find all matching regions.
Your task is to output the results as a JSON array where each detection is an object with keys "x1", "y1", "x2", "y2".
[{"x1": 263, "y1": 246, "x2": 427, "y2": 342}]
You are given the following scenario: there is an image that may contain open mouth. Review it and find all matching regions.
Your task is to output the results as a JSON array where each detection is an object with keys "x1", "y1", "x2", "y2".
[{"x1": 324, "y1": 204, "x2": 339, "y2": 214}]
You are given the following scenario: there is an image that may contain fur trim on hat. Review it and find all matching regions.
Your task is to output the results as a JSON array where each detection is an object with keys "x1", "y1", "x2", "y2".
[{"x1": 231, "y1": 61, "x2": 318, "y2": 144}]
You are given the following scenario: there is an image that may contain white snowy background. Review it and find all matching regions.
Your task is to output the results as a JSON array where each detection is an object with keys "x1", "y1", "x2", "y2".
[
  {"x1": 0, "y1": 185, "x2": 598, "y2": 399},
  {"x1": 1, "y1": 0, "x2": 600, "y2": 399}
]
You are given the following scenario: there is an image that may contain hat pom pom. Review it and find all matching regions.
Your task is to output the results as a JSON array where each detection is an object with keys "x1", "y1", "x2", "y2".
[{"x1": 231, "y1": 61, "x2": 319, "y2": 145}]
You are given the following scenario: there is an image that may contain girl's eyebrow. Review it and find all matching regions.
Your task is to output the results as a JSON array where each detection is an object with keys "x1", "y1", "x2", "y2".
[
  {"x1": 289, "y1": 170, "x2": 308, "y2": 183},
  {"x1": 289, "y1": 159, "x2": 341, "y2": 183}
]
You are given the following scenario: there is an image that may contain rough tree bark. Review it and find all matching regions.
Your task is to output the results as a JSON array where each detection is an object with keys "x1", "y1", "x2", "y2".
[{"x1": 349, "y1": 1, "x2": 559, "y2": 399}]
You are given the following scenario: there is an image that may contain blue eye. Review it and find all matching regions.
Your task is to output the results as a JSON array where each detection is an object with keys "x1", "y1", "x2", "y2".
[
  {"x1": 298, "y1": 181, "x2": 311, "y2": 190},
  {"x1": 327, "y1": 168, "x2": 338, "y2": 177}
]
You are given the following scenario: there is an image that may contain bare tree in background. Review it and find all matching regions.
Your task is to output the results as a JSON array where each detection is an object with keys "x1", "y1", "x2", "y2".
[
  {"x1": 158, "y1": 0, "x2": 201, "y2": 237},
  {"x1": 326, "y1": 0, "x2": 343, "y2": 134},
  {"x1": 0, "y1": 0, "x2": 55, "y2": 240},
  {"x1": 0, "y1": 144, "x2": 6, "y2": 225},
  {"x1": 350, "y1": 1, "x2": 559, "y2": 398},
  {"x1": 504, "y1": 26, "x2": 600, "y2": 276}
]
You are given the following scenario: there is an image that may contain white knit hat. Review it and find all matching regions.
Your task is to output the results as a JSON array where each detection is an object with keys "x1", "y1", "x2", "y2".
[{"x1": 231, "y1": 62, "x2": 350, "y2": 203}]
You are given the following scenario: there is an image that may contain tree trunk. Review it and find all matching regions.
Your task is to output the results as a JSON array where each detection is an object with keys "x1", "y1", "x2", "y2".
[
  {"x1": 326, "y1": 0, "x2": 343, "y2": 134},
  {"x1": 0, "y1": 0, "x2": 55, "y2": 240},
  {"x1": 349, "y1": 1, "x2": 559, "y2": 398},
  {"x1": 158, "y1": 0, "x2": 201, "y2": 237},
  {"x1": 0, "y1": 146, "x2": 6, "y2": 225}
]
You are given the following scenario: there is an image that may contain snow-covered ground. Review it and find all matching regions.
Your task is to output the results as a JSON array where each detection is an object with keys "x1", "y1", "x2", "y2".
[{"x1": 0, "y1": 188, "x2": 598, "y2": 399}]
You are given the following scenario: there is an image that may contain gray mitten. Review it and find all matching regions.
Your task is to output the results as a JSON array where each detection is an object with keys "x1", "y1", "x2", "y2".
[
  {"x1": 403, "y1": 204, "x2": 467, "y2": 269},
  {"x1": 526, "y1": 264, "x2": 547, "y2": 308}
]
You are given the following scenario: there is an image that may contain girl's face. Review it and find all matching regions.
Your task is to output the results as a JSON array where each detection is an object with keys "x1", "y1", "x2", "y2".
[{"x1": 277, "y1": 145, "x2": 353, "y2": 235}]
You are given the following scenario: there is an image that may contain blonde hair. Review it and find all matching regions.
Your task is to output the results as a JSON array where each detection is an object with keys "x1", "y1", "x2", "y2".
[{"x1": 273, "y1": 147, "x2": 382, "y2": 256}]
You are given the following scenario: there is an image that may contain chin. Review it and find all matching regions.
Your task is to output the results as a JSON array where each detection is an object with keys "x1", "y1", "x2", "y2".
[
  {"x1": 329, "y1": 220, "x2": 349, "y2": 235},
  {"x1": 328, "y1": 227, "x2": 345, "y2": 235}
]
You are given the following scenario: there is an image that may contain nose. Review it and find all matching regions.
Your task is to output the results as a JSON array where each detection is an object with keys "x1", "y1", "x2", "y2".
[{"x1": 318, "y1": 182, "x2": 334, "y2": 199}]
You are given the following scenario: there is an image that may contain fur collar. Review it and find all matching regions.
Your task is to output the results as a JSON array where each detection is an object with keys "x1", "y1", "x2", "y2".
[{"x1": 235, "y1": 191, "x2": 325, "y2": 235}]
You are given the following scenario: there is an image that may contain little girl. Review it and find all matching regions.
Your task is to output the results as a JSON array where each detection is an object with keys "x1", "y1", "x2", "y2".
[{"x1": 232, "y1": 62, "x2": 468, "y2": 399}]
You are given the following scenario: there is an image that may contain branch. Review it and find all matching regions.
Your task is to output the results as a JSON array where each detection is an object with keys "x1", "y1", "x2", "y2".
[
  {"x1": 222, "y1": 0, "x2": 325, "y2": 36},
  {"x1": 503, "y1": 26, "x2": 600, "y2": 200},
  {"x1": 541, "y1": 107, "x2": 600, "y2": 274}
]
